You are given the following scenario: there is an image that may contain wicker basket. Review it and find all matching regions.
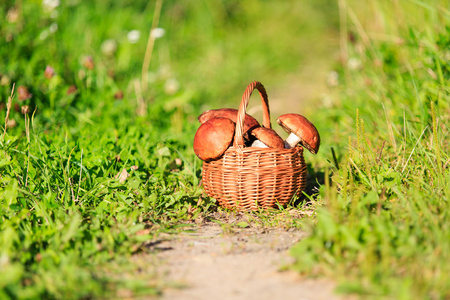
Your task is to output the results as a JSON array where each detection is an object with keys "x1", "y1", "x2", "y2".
[{"x1": 202, "y1": 81, "x2": 307, "y2": 210}]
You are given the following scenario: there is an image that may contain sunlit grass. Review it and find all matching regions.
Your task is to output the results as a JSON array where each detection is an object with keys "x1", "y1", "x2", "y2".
[
  {"x1": 290, "y1": 0, "x2": 450, "y2": 299},
  {"x1": 0, "y1": 1, "x2": 340, "y2": 298},
  {"x1": 2, "y1": 0, "x2": 449, "y2": 299}
]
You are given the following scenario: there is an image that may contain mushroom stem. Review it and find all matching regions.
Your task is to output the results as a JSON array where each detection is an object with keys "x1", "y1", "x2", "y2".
[
  {"x1": 284, "y1": 133, "x2": 301, "y2": 149},
  {"x1": 251, "y1": 139, "x2": 269, "y2": 148}
]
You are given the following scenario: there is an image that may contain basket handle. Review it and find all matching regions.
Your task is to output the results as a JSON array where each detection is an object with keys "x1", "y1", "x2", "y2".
[{"x1": 234, "y1": 81, "x2": 271, "y2": 148}]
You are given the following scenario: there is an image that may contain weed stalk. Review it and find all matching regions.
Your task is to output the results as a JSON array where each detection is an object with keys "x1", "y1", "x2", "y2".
[
  {"x1": 3, "y1": 83, "x2": 15, "y2": 138},
  {"x1": 24, "y1": 106, "x2": 31, "y2": 186},
  {"x1": 141, "y1": 0, "x2": 163, "y2": 94},
  {"x1": 431, "y1": 100, "x2": 442, "y2": 182}
]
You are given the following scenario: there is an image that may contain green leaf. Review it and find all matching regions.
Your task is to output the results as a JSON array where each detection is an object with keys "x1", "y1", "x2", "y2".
[
  {"x1": 235, "y1": 221, "x2": 249, "y2": 228},
  {"x1": 1, "y1": 179, "x2": 18, "y2": 208}
]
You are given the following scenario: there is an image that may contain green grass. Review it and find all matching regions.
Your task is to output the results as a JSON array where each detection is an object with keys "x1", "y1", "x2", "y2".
[
  {"x1": 0, "y1": 1, "x2": 206, "y2": 298},
  {"x1": 0, "y1": 1, "x2": 336, "y2": 298},
  {"x1": 1, "y1": 0, "x2": 449, "y2": 299},
  {"x1": 290, "y1": 1, "x2": 450, "y2": 299}
]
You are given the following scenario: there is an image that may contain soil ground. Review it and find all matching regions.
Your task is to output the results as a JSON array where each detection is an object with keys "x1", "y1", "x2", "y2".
[{"x1": 144, "y1": 222, "x2": 342, "y2": 300}]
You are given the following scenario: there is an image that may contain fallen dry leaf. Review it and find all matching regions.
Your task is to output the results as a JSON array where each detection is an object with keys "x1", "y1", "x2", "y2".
[
  {"x1": 115, "y1": 167, "x2": 138, "y2": 183},
  {"x1": 115, "y1": 168, "x2": 130, "y2": 183}
]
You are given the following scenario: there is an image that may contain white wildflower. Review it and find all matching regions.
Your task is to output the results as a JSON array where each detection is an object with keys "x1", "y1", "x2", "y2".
[
  {"x1": 101, "y1": 39, "x2": 117, "y2": 56},
  {"x1": 348, "y1": 57, "x2": 362, "y2": 70},
  {"x1": 42, "y1": 0, "x2": 60, "y2": 13},
  {"x1": 164, "y1": 78, "x2": 180, "y2": 95},
  {"x1": 49, "y1": 23, "x2": 58, "y2": 33},
  {"x1": 127, "y1": 30, "x2": 141, "y2": 44},
  {"x1": 150, "y1": 27, "x2": 165, "y2": 39},
  {"x1": 39, "y1": 29, "x2": 49, "y2": 40}
]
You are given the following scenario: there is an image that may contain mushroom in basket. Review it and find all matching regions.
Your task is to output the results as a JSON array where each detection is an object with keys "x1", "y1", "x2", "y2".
[
  {"x1": 198, "y1": 108, "x2": 260, "y2": 145},
  {"x1": 250, "y1": 127, "x2": 284, "y2": 149},
  {"x1": 193, "y1": 117, "x2": 235, "y2": 161},
  {"x1": 276, "y1": 113, "x2": 320, "y2": 154}
]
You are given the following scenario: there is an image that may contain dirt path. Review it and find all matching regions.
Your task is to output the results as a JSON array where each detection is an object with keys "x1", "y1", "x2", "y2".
[
  {"x1": 149, "y1": 223, "x2": 342, "y2": 300},
  {"x1": 144, "y1": 28, "x2": 339, "y2": 300}
]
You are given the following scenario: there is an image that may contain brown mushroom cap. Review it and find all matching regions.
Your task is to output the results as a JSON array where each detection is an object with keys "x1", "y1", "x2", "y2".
[
  {"x1": 276, "y1": 114, "x2": 320, "y2": 154},
  {"x1": 193, "y1": 117, "x2": 235, "y2": 161},
  {"x1": 250, "y1": 127, "x2": 284, "y2": 149},
  {"x1": 198, "y1": 108, "x2": 260, "y2": 136}
]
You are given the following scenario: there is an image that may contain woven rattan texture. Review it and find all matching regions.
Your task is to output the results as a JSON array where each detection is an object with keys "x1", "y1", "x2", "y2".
[
  {"x1": 202, "y1": 146, "x2": 307, "y2": 210},
  {"x1": 200, "y1": 81, "x2": 308, "y2": 211}
]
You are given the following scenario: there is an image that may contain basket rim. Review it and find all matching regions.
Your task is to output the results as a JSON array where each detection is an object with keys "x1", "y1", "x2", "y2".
[{"x1": 224, "y1": 144, "x2": 303, "y2": 154}]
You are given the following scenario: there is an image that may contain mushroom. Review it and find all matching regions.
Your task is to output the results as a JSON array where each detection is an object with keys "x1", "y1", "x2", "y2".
[
  {"x1": 250, "y1": 127, "x2": 285, "y2": 149},
  {"x1": 198, "y1": 108, "x2": 260, "y2": 143},
  {"x1": 276, "y1": 114, "x2": 320, "y2": 154},
  {"x1": 193, "y1": 117, "x2": 236, "y2": 161}
]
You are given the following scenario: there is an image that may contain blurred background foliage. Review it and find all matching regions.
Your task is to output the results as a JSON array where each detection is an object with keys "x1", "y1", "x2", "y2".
[
  {"x1": 1, "y1": 0, "x2": 449, "y2": 299},
  {"x1": 1, "y1": 0, "x2": 340, "y2": 122}
]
